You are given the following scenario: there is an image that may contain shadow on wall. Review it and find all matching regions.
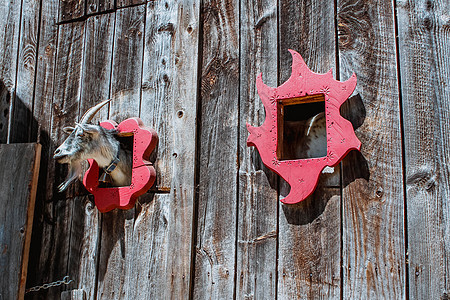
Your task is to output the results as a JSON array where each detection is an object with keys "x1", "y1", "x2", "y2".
[
  {"x1": 0, "y1": 79, "x2": 92, "y2": 297},
  {"x1": 251, "y1": 93, "x2": 369, "y2": 225}
]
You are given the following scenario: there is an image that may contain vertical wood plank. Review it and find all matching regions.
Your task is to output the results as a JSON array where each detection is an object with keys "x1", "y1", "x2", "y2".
[
  {"x1": 26, "y1": 0, "x2": 60, "y2": 296},
  {"x1": 96, "y1": 5, "x2": 145, "y2": 300},
  {"x1": 397, "y1": 0, "x2": 450, "y2": 298},
  {"x1": 0, "y1": 0, "x2": 22, "y2": 143},
  {"x1": 10, "y1": 0, "x2": 41, "y2": 143},
  {"x1": 29, "y1": 21, "x2": 86, "y2": 300},
  {"x1": 132, "y1": 0, "x2": 200, "y2": 298},
  {"x1": 0, "y1": 144, "x2": 41, "y2": 300},
  {"x1": 109, "y1": 5, "x2": 145, "y2": 121},
  {"x1": 237, "y1": 0, "x2": 278, "y2": 299},
  {"x1": 338, "y1": 0, "x2": 406, "y2": 298},
  {"x1": 67, "y1": 16, "x2": 115, "y2": 299},
  {"x1": 116, "y1": 0, "x2": 145, "y2": 9},
  {"x1": 277, "y1": 0, "x2": 342, "y2": 298},
  {"x1": 61, "y1": 289, "x2": 86, "y2": 300},
  {"x1": 193, "y1": 0, "x2": 240, "y2": 298},
  {"x1": 86, "y1": 0, "x2": 114, "y2": 15},
  {"x1": 59, "y1": 0, "x2": 85, "y2": 22}
]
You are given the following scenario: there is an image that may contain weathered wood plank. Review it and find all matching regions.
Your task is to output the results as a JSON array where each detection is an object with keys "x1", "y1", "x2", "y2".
[
  {"x1": 236, "y1": 0, "x2": 278, "y2": 299},
  {"x1": 0, "y1": 143, "x2": 41, "y2": 300},
  {"x1": 397, "y1": 0, "x2": 450, "y2": 298},
  {"x1": 277, "y1": 0, "x2": 341, "y2": 298},
  {"x1": 131, "y1": 0, "x2": 200, "y2": 298},
  {"x1": 28, "y1": 21, "x2": 86, "y2": 300},
  {"x1": 109, "y1": 5, "x2": 145, "y2": 122},
  {"x1": 65, "y1": 196, "x2": 100, "y2": 300},
  {"x1": 86, "y1": 0, "x2": 114, "y2": 15},
  {"x1": 59, "y1": 0, "x2": 85, "y2": 22},
  {"x1": 10, "y1": 0, "x2": 41, "y2": 143},
  {"x1": 80, "y1": 13, "x2": 115, "y2": 123},
  {"x1": 338, "y1": 0, "x2": 406, "y2": 297},
  {"x1": 116, "y1": 0, "x2": 145, "y2": 9},
  {"x1": 193, "y1": 0, "x2": 240, "y2": 298},
  {"x1": 68, "y1": 12, "x2": 112, "y2": 300},
  {"x1": 0, "y1": 0, "x2": 22, "y2": 143},
  {"x1": 61, "y1": 289, "x2": 86, "y2": 300},
  {"x1": 25, "y1": 0, "x2": 60, "y2": 296},
  {"x1": 96, "y1": 5, "x2": 145, "y2": 300}
]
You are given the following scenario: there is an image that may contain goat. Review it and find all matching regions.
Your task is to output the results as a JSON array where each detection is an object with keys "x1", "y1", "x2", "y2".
[
  {"x1": 54, "y1": 99, "x2": 132, "y2": 191},
  {"x1": 283, "y1": 112, "x2": 334, "y2": 173}
]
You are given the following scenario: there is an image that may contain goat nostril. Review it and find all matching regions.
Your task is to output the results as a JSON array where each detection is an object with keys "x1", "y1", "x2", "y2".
[{"x1": 54, "y1": 149, "x2": 61, "y2": 155}]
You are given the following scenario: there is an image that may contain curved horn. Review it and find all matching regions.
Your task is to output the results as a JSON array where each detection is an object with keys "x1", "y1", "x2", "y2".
[{"x1": 79, "y1": 99, "x2": 111, "y2": 124}]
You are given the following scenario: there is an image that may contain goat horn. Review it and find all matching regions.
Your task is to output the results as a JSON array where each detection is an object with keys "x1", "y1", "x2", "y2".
[{"x1": 79, "y1": 99, "x2": 111, "y2": 124}]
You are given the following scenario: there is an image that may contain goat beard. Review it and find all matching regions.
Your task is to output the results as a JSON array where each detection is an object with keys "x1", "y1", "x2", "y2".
[{"x1": 58, "y1": 160, "x2": 83, "y2": 192}]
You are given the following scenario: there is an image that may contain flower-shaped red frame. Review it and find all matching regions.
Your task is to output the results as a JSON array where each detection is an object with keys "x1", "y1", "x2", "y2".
[
  {"x1": 247, "y1": 50, "x2": 361, "y2": 204},
  {"x1": 83, "y1": 118, "x2": 158, "y2": 213}
]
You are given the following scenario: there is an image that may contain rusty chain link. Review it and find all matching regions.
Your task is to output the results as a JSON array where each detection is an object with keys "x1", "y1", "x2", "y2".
[{"x1": 25, "y1": 276, "x2": 73, "y2": 293}]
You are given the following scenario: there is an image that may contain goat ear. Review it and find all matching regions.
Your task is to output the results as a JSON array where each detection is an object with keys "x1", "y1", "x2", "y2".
[{"x1": 63, "y1": 126, "x2": 75, "y2": 134}]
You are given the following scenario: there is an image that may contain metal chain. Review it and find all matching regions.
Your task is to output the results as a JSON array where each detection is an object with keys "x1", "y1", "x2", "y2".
[{"x1": 25, "y1": 276, "x2": 74, "y2": 293}]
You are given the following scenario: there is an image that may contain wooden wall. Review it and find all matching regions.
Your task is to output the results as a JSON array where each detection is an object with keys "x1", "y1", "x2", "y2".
[{"x1": 0, "y1": 0, "x2": 448, "y2": 299}]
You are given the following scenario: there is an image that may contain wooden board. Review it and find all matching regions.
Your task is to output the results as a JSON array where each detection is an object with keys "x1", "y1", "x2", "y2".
[
  {"x1": 0, "y1": 143, "x2": 41, "y2": 300},
  {"x1": 86, "y1": 0, "x2": 114, "y2": 15},
  {"x1": 136, "y1": 0, "x2": 200, "y2": 298},
  {"x1": 64, "y1": 13, "x2": 116, "y2": 300},
  {"x1": 338, "y1": 0, "x2": 406, "y2": 298},
  {"x1": 28, "y1": 21, "x2": 87, "y2": 300},
  {"x1": 193, "y1": 0, "x2": 240, "y2": 298},
  {"x1": 10, "y1": 0, "x2": 41, "y2": 143},
  {"x1": 0, "y1": 0, "x2": 22, "y2": 143},
  {"x1": 236, "y1": 0, "x2": 278, "y2": 299},
  {"x1": 397, "y1": 0, "x2": 450, "y2": 298},
  {"x1": 25, "y1": 0, "x2": 60, "y2": 296},
  {"x1": 59, "y1": 0, "x2": 85, "y2": 22},
  {"x1": 116, "y1": 0, "x2": 145, "y2": 9},
  {"x1": 96, "y1": 5, "x2": 145, "y2": 300},
  {"x1": 277, "y1": 0, "x2": 341, "y2": 298}
]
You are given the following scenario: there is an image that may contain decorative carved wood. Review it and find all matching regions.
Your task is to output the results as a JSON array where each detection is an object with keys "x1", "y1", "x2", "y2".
[
  {"x1": 247, "y1": 50, "x2": 361, "y2": 204},
  {"x1": 83, "y1": 117, "x2": 158, "y2": 212}
]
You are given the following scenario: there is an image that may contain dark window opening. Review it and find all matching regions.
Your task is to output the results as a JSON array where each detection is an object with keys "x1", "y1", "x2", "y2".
[
  {"x1": 277, "y1": 94, "x2": 327, "y2": 160},
  {"x1": 98, "y1": 134, "x2": 134, "y2": 188}
]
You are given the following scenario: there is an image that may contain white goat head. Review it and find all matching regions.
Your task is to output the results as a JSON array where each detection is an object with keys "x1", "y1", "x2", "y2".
[{"x1": 54, "y1": 99, "x2": 132, "y2": 191}]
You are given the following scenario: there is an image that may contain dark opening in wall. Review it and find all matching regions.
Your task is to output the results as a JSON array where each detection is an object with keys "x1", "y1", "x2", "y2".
[
  {"x1": 277, "y1": 94, "x2": 327, "y2": 160},
  {"x1": 98, "y1": 134, "x2": 134, "y2": 188}
]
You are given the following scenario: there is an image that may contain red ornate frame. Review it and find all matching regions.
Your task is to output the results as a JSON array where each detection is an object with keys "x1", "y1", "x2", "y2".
[
  {"x1": 83, "y1": 118, "x2": 158, "y2": 213},
  {"x1": 247, "y1": 50, "x2": 361, "y2": 204}
]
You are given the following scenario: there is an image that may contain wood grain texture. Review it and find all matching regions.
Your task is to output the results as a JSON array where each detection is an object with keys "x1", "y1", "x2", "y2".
[
  {"x1": 96, "y1": 6, "x2": 145, "y2": 300},
  {"x1": 338, "y1": 0, "x2": 406, "y2": 298},
  {"x1": 137, "y1": 0, "x2": 200, "y2": 298},
  {"x1": 236, "y1": 0, "x2": 278, "y2": 299},
  {"x1": 25, "y1": 0, "x2": 60, "y2": 297},
  {"x1": 80, "y1": 13, "x2": 115, "y2": 123},
  {"x1": 59, "y1": 0, "x2": 85, "y2": 22},
  {"x1": 0, "y1": 0, "x2": 22, "y2": 143},
  {"x1": 277, "y1": 0, "x2": 341, "y2": 298},
  {"x1": 193, "y1": 0, "x2": 240, "y2": 298},
  {"x1": 116, "y1": 0, "x2": 145, "y2": 9},
  {"x1": 10, "y1": 0, "x2": 41, "y2": 143},
  {"x1": 397, "y1": 0, "x2": 450, "y2": 298},
  {"x1": 0, "y1": 143, "x2": 41, "y2": 300},
  {"x1": 109, "y1": 5, "x2": 145, "y2": 122},
  {"x1": 29, "y1": 21, "x2": 86, "y2": 300},
  {"x1": 61, "y1": 289, "x2": 86, "y2": 300},
  {"x1": 86, "y1": 0, "x2": 114, "y2": 15}
]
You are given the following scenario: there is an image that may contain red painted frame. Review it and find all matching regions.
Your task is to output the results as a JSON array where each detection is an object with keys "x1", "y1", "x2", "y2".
[
  {"x1": 247, "y1": 50, "x2": 361, "y2": 204},
  {"x1": 83, "y1": 118, "x2": 158, "y2": 213}
]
